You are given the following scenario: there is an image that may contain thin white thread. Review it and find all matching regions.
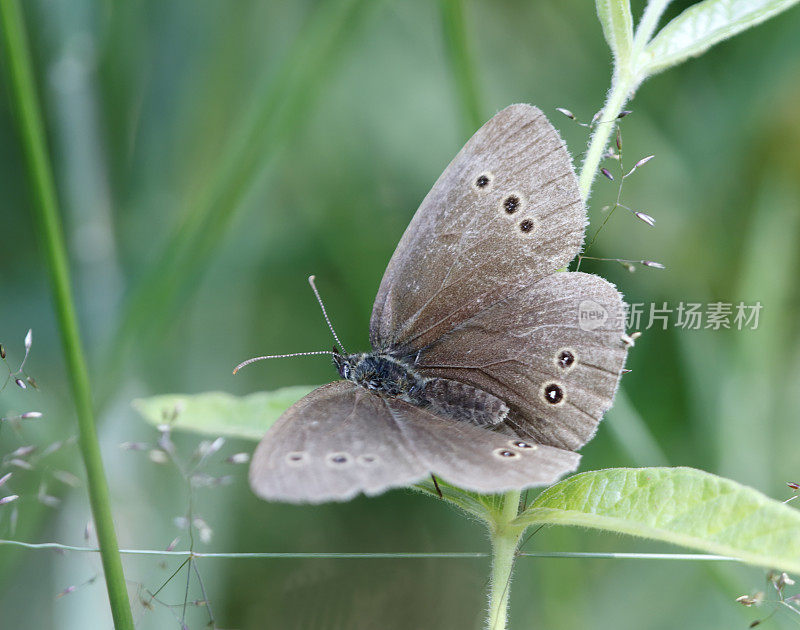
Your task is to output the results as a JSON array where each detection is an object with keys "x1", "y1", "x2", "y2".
[{"x1": 0, "y1": 540, "x2": 741, "y2": 561}]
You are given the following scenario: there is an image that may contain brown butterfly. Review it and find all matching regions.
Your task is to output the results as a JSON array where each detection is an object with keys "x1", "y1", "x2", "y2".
[{"x1": 245, "y1": 105, "x2": 628, "y2": 503}]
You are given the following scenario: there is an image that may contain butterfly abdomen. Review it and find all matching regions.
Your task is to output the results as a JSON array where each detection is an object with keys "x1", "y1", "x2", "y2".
[{"x1": 417, "y1": 378, "x2": 509, "y2": 427}]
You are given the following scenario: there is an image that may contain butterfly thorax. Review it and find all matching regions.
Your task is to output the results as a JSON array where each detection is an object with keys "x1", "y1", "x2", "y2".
[
  {"x1": 333, "y1": 351, "x2": 508, "y2": 427},
  {"x1": 333, "y1": 352, "x2": 423, "y2": 399}
]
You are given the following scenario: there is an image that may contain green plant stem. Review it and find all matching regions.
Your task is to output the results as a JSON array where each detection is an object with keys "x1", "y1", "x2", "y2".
[
  {"x1": 577, "y1": 74, "x2": 632, "y2": 201},
  {"x1": 486, "y1": 491, "x2": 524, "y2": 630},
  {"x1": 0, "y1": 2, "x2": 134, "y2": 628},
  {"x1": 440, "y1": 0, "x2": 484, "y2": 135},
  {"x1": 579, "y1": 0, "x2": 674, "y2": 201}
]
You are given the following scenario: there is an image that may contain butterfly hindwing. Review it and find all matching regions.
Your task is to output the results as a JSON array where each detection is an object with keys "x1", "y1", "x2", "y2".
[
  {"x1": 416, "y1": 272, "x2": 628, "y2": 451},
  {"x1": 385, "y1": 397, "x2": 580, "y2": 493}
]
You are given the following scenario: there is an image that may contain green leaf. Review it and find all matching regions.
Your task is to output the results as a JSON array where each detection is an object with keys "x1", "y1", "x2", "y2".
[
  {"x1": 514, "y1": 467, "x2": 800, "y2": 574},
  {"x1": 640, "y1": 0, "x2": 800, "y2": 77},
  {"x1": 596, "y1": 0, "x2": 635, "y2": 69},
  {"x1": 631, "y1": 0, "x2": 674, "y2": 54},
  {"x1": 131, "y1": 386, "x2": 318, "y2": 440}
]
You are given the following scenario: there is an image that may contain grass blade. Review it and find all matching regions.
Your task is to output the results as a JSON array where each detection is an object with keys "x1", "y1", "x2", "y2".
[
  {"x1": 604, "y1": 390, "x2": 670, "y2": 467},
  {"x1": 0, "y1": 1, "x2": 133, "y2": 627},
  {"x1": 440, "y1": 0, "x2": 484, "y2": 134}
]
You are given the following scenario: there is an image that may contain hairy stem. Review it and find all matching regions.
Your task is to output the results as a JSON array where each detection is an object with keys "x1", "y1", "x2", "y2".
[
  {"x1": 579, "y1": 0, "x2": 667, "y2": 199},
  {"x1": 0, "y1": 2, "x2": 133, "y2": 627},
  {"x1": 486, "y1": 491, "x2": 524, "y2": 630},
  {"x1": 577, "y1": 73, "x2": 633, "y2": 201}
]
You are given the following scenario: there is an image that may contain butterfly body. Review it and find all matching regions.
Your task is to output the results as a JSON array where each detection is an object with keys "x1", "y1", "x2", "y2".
[
  {"x1": 333, "y1": 350, "x2": 509, "y2": 427},
  {"x1": 248, "y1": 104, "x2": 630, "y2": 503}
]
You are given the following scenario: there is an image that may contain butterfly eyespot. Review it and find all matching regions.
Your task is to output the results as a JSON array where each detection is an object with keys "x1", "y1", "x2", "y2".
[
  {"x1": 326, "y1": 452, "x2": 352, "y2": 467},
  {"x1": 542, "y1": 383, "x2": 564, "y2": 405},
  {"x1": 357, "y1": 454, "x2": 379, "y2": 466},
  {"x1": 502, "y1": 194, "x2": 522, "y2": 214},
  {"x1": 510, "y1": 440, "x2": 535, "y2": 450},
  {"x1": 519, "y1": 219, "x2": 535, "y2": 233},
  {"x1": 556, "y1": 349, "x2": 576, "y2": 370},
  {"x1": 494, "y1": 448, "x2": 519, "y2": 459},
  {"x1": 285, "y1": 451, "x2": 309, "y2": 466},
  {"x1": 473, "y1": 172, "x2": 493, "y2": 190}
]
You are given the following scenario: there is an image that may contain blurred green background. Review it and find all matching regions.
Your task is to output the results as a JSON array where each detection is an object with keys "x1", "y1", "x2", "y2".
[{"x1": 1, "y1": 0, "x2": 800, "y2": 628}]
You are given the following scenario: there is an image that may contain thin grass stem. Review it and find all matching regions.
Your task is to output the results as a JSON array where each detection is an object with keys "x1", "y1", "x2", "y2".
[
  {"x1": 0, "y1": 1, "x2": 133, "y2": 627},
  {"x1": 440, "y1": 0, "x2": 484, "y2": 135}
]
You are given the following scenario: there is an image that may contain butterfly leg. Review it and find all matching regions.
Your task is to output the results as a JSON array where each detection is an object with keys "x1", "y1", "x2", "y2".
[{"x1": 431, "y1": 474, "x2": 443, "y2": 499}]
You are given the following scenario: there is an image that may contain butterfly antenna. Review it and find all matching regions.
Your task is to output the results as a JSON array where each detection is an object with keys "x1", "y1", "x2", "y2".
[
  {"x1": 232, "y1": 351, "x2": 335, "y2": 375},
  {"x1": 308, "y1": 275, "x2": 347, "y2": 353}
]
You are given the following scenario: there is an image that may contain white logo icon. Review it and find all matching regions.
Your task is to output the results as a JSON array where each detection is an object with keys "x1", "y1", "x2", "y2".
[{"x1": 578, "y1": 300, "x2": 609, "y2": 331}]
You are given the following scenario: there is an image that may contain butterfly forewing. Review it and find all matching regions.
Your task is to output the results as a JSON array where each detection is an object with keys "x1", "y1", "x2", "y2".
[{"x1": 370, "y1": 104, "x2": 584, "y2": 354}]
